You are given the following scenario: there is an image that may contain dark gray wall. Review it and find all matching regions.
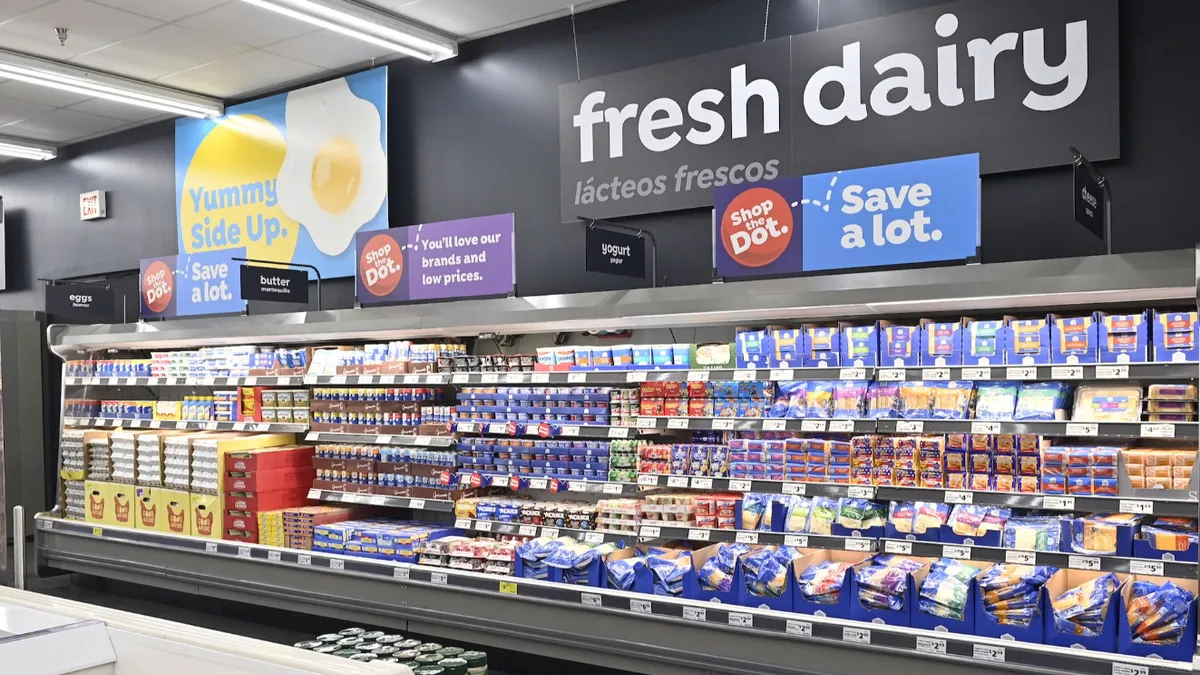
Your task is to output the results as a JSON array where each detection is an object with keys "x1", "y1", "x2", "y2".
[{"x1": 1, "y1": 0, "x2": 1199, "y2": 315}]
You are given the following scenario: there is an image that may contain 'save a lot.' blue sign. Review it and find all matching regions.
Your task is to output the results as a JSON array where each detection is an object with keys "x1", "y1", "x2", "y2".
[{"x1": 714, "y1": 153, "x2": 979, "y2": 279}]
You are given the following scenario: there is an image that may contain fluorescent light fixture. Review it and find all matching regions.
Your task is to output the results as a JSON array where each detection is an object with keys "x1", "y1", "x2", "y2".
[
  {"x1": 0, "y1": 135, "x2": 56, "y2": 161},
  {"x1": 0, "y1": 49, "x2": 223, "y2": 119},
  {"x1": 240, "y1": 0, "x2": 458, "y2": 62}
]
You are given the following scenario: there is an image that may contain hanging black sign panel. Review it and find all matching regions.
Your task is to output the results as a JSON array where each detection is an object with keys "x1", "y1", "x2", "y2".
[
  {"x1": 586, "y1": 228, "x2": 646, "y2": 278},
  {"x1": 559, "y1": 0, "x2": 1118, "y2": 221},
  {"x1": 45, "y1": 283, "x2": 113, "y2": 321},
  {"x1": 1073, "y1": 161, "x2": 1106, "y2": 241},
  {"x1": 239, "y1": 265, "x2": 309, "y2": 304}
]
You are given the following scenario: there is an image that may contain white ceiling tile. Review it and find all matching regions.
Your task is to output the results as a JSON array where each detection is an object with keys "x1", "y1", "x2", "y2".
[
  {"x1": 157, "y1": 49, "x2": 321, "y2": 98},
  {"x1": 177, "y1": 1, "x2": 318, "y2": 48},
  {"x1": 0, "y1": 0, "x2": 163, "y2": 59},
  {"x1": 0, "y1": 0, "x2": 55, "y2": 23},
  {"x1": 390, "y1": 0, "x2": 576, "y2": 36},
  {"x1": 72, "y1": 24, "x2": 248, "y2": 80},
  {"x1": 0, "y1": 107, "x2": 125, "y2": 142},
  {"x1": 0, "y1": 94, "x2": 55, "y2": 125},
  {"x1": 263, "y1": 32, "x2": 391, "y2": 70},
  {"x1": 89, "y1": 0, "x2": 230, "y2": 22},
  {"x1": 64, "y1": 97, "x2": 171, "y2": 122},
  {"x1": 0, "y1": 78, "x2": 89, "y2": 107}
]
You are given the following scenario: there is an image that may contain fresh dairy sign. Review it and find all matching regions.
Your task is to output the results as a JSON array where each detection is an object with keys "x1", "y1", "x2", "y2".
[{"x1": 559, "y1": 0, "x2": 1117, "y2": 221}]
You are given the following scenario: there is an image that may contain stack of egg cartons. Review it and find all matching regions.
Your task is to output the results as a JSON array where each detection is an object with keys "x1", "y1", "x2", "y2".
[
  {"x1": 136, "y1": 432, "x2": 165, "y2": 486},
  {"x1": 110, "y1": 430, "x2": 136, "y2": 484},
  {"x1": 87, "y1": 432, "x2": 112, "y2": 481},
  {"x1": 190, "y1": 436, "x2": 221, "y2": 494},
  {"x1": 164, "y1": 434, "x2": 192, "y2": 491},
  {"x1": 60, "y1": 429, "x2": 85, "y2": 479},
  {"x1": 64, "y1": 481, "x2": 86, "y2": 520}
]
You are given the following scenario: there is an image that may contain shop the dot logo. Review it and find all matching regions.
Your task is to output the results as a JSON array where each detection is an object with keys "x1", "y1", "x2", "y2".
[
  {"x1": 720, "y1": 187, "x2": 794, "y2": 267},
  {"x1": 359, "y1": 233, "x2": 404, "y2": 296},
  {"x1": 142, "y1": 260, "x2": 174, "y2": 313}
]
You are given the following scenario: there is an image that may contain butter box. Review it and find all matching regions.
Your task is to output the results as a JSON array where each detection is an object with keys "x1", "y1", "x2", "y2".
[
  {"x1": 1005, "y1": 317, "x2": 1051, "y2": 365},
  {"x1": 840, "y1": 322, "x2": 878, "y2": 367},
  {"x1": 1052, "y1": 313, "x2": 1100, "y2": 364},
  {"x1": 1097, "y1": 312, "x2": 1148, "y2": 363},
  {"x1": 920, "y1": 319, "x2": 963, "y2": 366},
  {"x1": 1153, "y1": 310, "x2": 1199, "y2": 362}
]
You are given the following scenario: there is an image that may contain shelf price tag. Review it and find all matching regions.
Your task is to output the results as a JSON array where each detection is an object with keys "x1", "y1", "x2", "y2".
[
  {"x1": 842, "y1": 627, "x2": 870, "y2": 644},
  {"x1": 1118, "y1": 499, "x2": 1153, "y2": 514},
  {"x1": 839, "y1": 368, "x2": 866, "y2": 380},
  {"x1": 915, "y1": 636, "x2": 947, "y2": 655},
  {"x1": 237, "y1": 546, "x2": 251, "y2": 558},
  {"x1": 205, "y1": 542, "x2": 218, "y2": 553},
  {"x1": 781, "y1": 482, "x2": 806, "y2": 495},
  {"x1": 1069, "y1": 556, "x2": 1101, "y2": 571},
  {"x1": 1140, "y1": 423, "x2": 1175, "y2": 438},
  {"x1": 625, "y1": 371, "x2": 648, "y2": 383},
  {"x1": 608, "y1": 427, "x2": 631, "y2": 438},
  {"x1": 972, "y1": 645, "x2": 1005, "y2": 663},
  {"x1": 783, "y1": 534, "x2": 808, "y2": 548},
  {"x1": 1065, "y1": 423, "x2": 1099, "y2": 437},
  {"x1": 846, "y1": 486, "x2": 875, "y2": 499},
  {"x1": 567, "y1": 372, "x2": 588, "y2": 383},
  {"x1": 687, "y1": 370, "x2": 711, "y2": 382},
  {"x1": 602, "y1": 482, "x2": 625, "y2": 495},
  {"x1": 1051, "y1": 366, "x2": 1084, "y2": 379},
  {"x1": 583, "y1": 531, "x2": 604, "y2": 545},
  {"x1": 452, "y1": 373, "x2": 470, "y2": 384},
  {"x1": 639, "y1": 525, "x2": 662, "y2": 539},
  {"x1": 393, "y1": 566, "x2": 410, "y2": 581},
  {"x1": 567, "y1": 481, "x2": 588, "y2": 493},
  {"x1": 800, "y1": 420, "x2": 826, "y2": 432},
  {"x1": 728, "y1": 480, "x2": 752, "y2": 492},
  {"x1": 455, "y1": 518, "x2": 471, "y2": 529},
  {"x1": 431, "y1": 571, "x2": 448, "y2": 585},
  {"x1": 683, "y1": 606, "x2": 707, "y2": 622},
  {"x1": 688, "y1": 529, "x2": 710, "y2": 541},
  {"x1": 896, "y1": 421, "x2": 924, "y2": 433},
  {"x1": 581, "y1": 592, "x2": 602, "y2": 607},
  {"x1": 666, "y1": 476, "x2": 690, "y2": 488},
  {"x1": 942, "y1": 545, "x2": 971, "y2": 560},
  {"x1": 457, "y1": 422, "x2": 478, "y2": 433},
  {"x1": 690, "y1": 477, "x2": 713, "y2": 489},
  {"x1": 712, "y1": 418, "x2": 735, "y2": 431},
  {"x1": 267, "y1": 550, "x2": 282, "y2": 563},
  {"x1": 629, "y1": 598, "x2": 652, "y2": 614},
  {"x1": 1042, "y1": 496, "x2": 1076, "y2": 511},
  {"x1": 1006, "y1": 550, "x2": 1037, "y2": 565},
  {"x1": 828, "y1": 420, "x2": 855, "y2": 433},
  {"x1": 733, "y1": 370, "x2": 756, "y2": 382},
  {"x1": 149, "y1": 420, "x2": 162, "y2": 429},
  {"x1": 1096, "y1": 365, "x2": 1129, "y2": 379},
  {"x1": 727, "y1": 612, "x2": 753, "y2": 628},
  {"x1": 519, "y1": 525, "x2": 538, "y2": 537},
  {"x1": 735, "y1": 531, "x2": 759, "y2": 544},
  {"x1": 845, "y1": 538, "x2": 873, "y2": 552},
  {"x1": 476, "y1": 520, "x2": 493, "y2": 532},
  {"x1": 769, "y1": 369, "x2": 794, "y2": 381},
  {"x1": 379, "y1": 375, "x2": 397, "y2": 385},
  {"x1": 1006, "y1": 367, "x2": 1038, "y2": 380},
  {"x1": 480, "y1": 373, "x2": 499, "y2": 384},
  {"x1": 922, "y1": 368, "x2": 950, "y2": 381},
  {"x1": 884, "y1": 541, "x2": 912, "y2": 555},
  {"x1": 499, "y1": 581, "x2": 518, "y2": 595},
  {"x1": 877, "y1": 368, "x2": 905, "y2": 382},
  {"x1": 297, "y1": 554, "x2": 312, "y2": 566},
  {"x1": 408, "y1": 499, "x2": 426, "y2": 510},
  {"x1": 786, "y1": 620, "x2": 813, "y2": 637},
  {"x1": 529, "y1": 478, "x2": 549, "y2": 490},
  {"x1": 961, "y1": 367, "x2": 992, "y2": 380},
  {"x1": 970, "y1": 422, "x2": 1000, "y2": 435},
  {"x1": 1129, "y1": 560, "x2": 1164, "y2": 576},
  {"x1": 638, "y1": 474, "x2": 661, "y2": 487},
  {"x1": 542, "y1": 527, "x2": 559, "y2": 539},
  {"x1": 943, "y1": 490, "x2": 974, "y2": 504},
  {"x1": 762, "y1": 419, "x2": 787, "y2": 432},
  {"x1": 307, "y1": 489, "x2": 321, "y2": 500},
  {"x1": 560, "y1": 425, "x2": 581, "y2": 436},
  {"x1": 667, "y1": 417, "x2": 689, "y2": 430},
  {"x1": 505, "y1": 373, "x2": 525, "y2": 384},
  {"x1": 1112, "y1": 665, "x2": 1149, "y2": 675}
]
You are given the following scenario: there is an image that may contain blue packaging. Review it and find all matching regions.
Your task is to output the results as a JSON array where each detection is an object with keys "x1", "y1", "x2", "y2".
[
  {"x1": 736, "y1": 330, "x2": 772, "y2": 369},
  {"x1": 1043, "y1": 569, "x2": 1120, "y2": 652},
  {"x1": 632, "y1": 346, "x2": 653, "y2": 367},
  {"x1": 974, "y1": 565, "x2": 1050, "y2": 643},
  {"x1": 1052, "y1": 313, "x2": 1100, "y2": 364},
  {"x1": 793, "y1": 550, "x2": 870, "y2": 619},
  {"x1": 911, "y1": 560, "x2": 986, "y2": 635},
  {"x1": 1117, "y1": 577, "x2": 1199, "y2": 661},
  {"x1": 1152, "y1": 310, "x2": 1200, "y2": 362},
  {"x1": 652, "y1": 345, "x2": 674, "y2": 367},
  {"x1": 880, "y1": 323, "x2": 921, "y2": 367},
  {"x1": 803, "y1": 326, "x2": 840, "y2": 368},
  {"x1": 770, "y1": 328, "x2": 803, "y2": 367},
  {"x1": 964, "y1": 318, "x2": 1011, "y2": 366},
  {"x1": 848, "y1": 555, "x2": 926, "y2": 626},
  {"x1": 920, "y1": 320, "x2": 963, "y2": 366},
  {"x1": 840, "y1": 322, "x2": 878, "y2": 367},
  {"x1": 1006, "y1": 317, "x2": 1051, "y2": 365},
  {"x1": 1097, "y1": 312, "x2": 1149, "y2": 363}
]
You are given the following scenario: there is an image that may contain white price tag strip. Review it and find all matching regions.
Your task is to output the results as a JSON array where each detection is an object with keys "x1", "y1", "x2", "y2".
[
  {"x1": 519, "y1": 525, "x2": 538, "y2": 536},
  {"x1": 394, "y1": 567, "x2": 410, "y2": 581},
  {"x1": 727, "y1": 612, "x2": 753, "y2": 628},
  {"x1": 762, "y1": 419, "x2": 787, "y2": 431},
  {"x1": 683, "y1": 606, "x2": 707, "y2": 622},
  {"x1": 1119, "y1": 499, "x2": 1153, "y2": 514},
  {"x1": 973, "y1": 645, "x2": 1005, "y2": 662},
  {"x1": 943, "y1": 490, "x2": 974, "y2": 504},
  {"x1": 451, "y1": 373, "x2": 470, "y2": 384},
  {"x1": 1042, "y1": 495, "x2": 1076, "y2": 511},
  {"x1": 561, "y1": 425, "x2": 581, "y2": 436},
  {"x1": 688, "y1": 370, "x2": 711, "y2": 382},
  {"x1": 733, "y1": 370, "x2": 756, "y2": 381},
  {"x1": 1051, "y1": 366, "x2": 1084, "y2": 379},
  {"x1": 735, "y1": 531, "x2": 759, "y2": 544},
  {"x1": 1006, "y1": 367, "x2": 1038, "y2": 380},
  {"x1": 781, "y1": 482, "x2": 805, "y2": 495},
  {"x1": 667, "y1": 417, "x2": 690, "y2": 429},
  {"x1": 712, "y1": 418, "x2": 735, "y2": 430},
  {"x1": 845, "y1": 538, "x2": 873, "y2": 552},
  {"x1": 667, "y1": 476, "x2": 689, "y2": 488},
  {"x1": 801, "y1": 420, "x2": 826, "y2": 432},
  {"x1": 1069, "y1": 555, "x2": 1101, "y2": 571},
  {"x1": 970, "y1": 422, "x2": 1000, "y2": 434},
  {"x1": 408, "y1": 499, "x2": 426, "y2": 510},
  {"x1": 476, "y1": 520, "x2": 493, "y2": 532},
  {"x1": 729, "y1": 480, "x2": 752, "y2": 492},
  {"x1": 297, "y1": 554, "x2": 312, "y2": 566},
  {"x1": 962, "y1": 367, "x2": 992, "y2": 380},
  {"x1": 846, "y1": 485, "x2": 875, "y2": 499},
  {"x1": 455, "y1": 518, "x2": 471, "y2": 529},
  {"x1": 842, "y1": 627, "x2": 870, "y2": 644},
  {"x1": 1112, "y1": 664, "x2": 1149, "y2": 675},
  {"x1": 529, "y1": 478, "x2": 549, "y2": 490},
  {"x1": 608, "y1": 427, "x2": 631, "y2": 438},
  {"x1": 786, "y1": 620, "x2": 813, "y2": 637},
  {"x1": 1140, "y1": 423, "x2": 1175, "y2": 438},
  {"x1": 237, "y1": 546, "x2": 251, "y2": 558},
  {"x1": 896, "y1": 421, "x2": 923, "y2": 433},
  {"x1": 1129, "y1": 560, "x2": 1164, "y2": 576},
  {"x1": 768, "y1": 369, "x2": 793, "y2": 381},
  {"x1": 884, "y1": 540, "x2": 912, "y2": 555},
  {"x1": 330, "y1": 559, "x2": 345, "y2": 571},
  {"x1": 839, "y1": 368, "x2": 866, "y2": 380},
  {"x1": 630, "y1": 599, "x2": 652, "y2": 614},
  {"x1": 602, "y1": 482, "x2": 625, "y2": 495},
  {"x1": 922, "y1": 368, "x2": 950, "y2": 381},
  {"x1": 638, "y1": 474, "x2": 661, "y2": 487},
  {"x1": 1006, "y1": 550, "x2": 1036, "y2": 565},
  {"x1": 581, "y1": 592, "x2": 602, "y2": 607},
  {"x1": 567, "y1": 372, "x2": 587, "y2": 383},
  {"x1": 626, "y1": 371, "x2": 648, "y2": 383},
  {"x1": 584, "y1": 531, "x2": 604, "y2": 544},
  {"x1": 542, "y1": 527, "x2": 559, "y2": 539},
  {"x1": 431, "y1": 571, "x2": 448, "y2": 585},
  {"x1": 530, "y1": 373, "x2": 550, "y2": 383},
  {"x1": 640, "y1": 526, "x2": 662, "y2": 539},
  {"x1": 1065, "y1": 422, "x2": 1099, "y2": 437},
  {"x1": 915, "y1": 636, "x2": 947, "y2": 655},
  {"x1": 877, "y1": 369, "x2": 905, "y2": 382},
  {"x1": 942, "y1": 545, "x2": 971, "y2": 560},
  {"x1": 691, "y1": 477, "x2": 713, "y2": 489},
  {"x1": 688, "y1": 529, "x2": 711, "y2": 541},
  {"x1": 205, "y1": 542, "x2": 218, "y2": 553},
  {"x1": 827, "y1": 419, "x2": 854, "y2": 432},
  {"x1": 783, "y1": 534, "x2": 808, "y2": 548},
  {"x1": 1096, "y1": 365, "x2": 1130, "y2": 379},
  {"x1": 267, "y1": 550, "x2": 282, "y2": 563}
]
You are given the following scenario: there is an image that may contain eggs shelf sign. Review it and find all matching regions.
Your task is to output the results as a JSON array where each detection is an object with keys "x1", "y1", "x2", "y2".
[
  {"x1": 139, "y1": 248, "x2": 247, "y2": 319},
  {"x1": 176, "y1": 68, "x2": 388, "y2": 280},
  {"x1": 356, "y1": 214, "x2": 516, "y2": 306},
  {"x1": 713, "y1": 153, "x2": 979, "y2": 279}
]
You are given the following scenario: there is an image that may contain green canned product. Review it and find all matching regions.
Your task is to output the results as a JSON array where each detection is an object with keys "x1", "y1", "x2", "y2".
[
  {"x1": 439, "y1": 657, "x2": 469, "y2": 675},
  {"x1": 313, "y1": 645, "x2": 339, "y2": 654},
  {"x1": 415, "y1": 653, "x2": 445, "y2": 664},
  {"x1": 361, "y1": 631, "x2": 386, "y2": 641},
  {"x1": 461, "y1": 650, "x2": 488, "y2": 675},
  {"x1": 355, "y1": 642, "x2": 383, "y2": 653},
  {"x1": 293, "y1": 640, "x2": 323, "y2": 650},
  {"x1": 349, "y1": 653, "x2": 378, "y2": 662},
  {"x1": 376, "y1": 634, "x2": 404, "y2": 645},
  {"x1": 316, "y1": 633, "x2": 342, "y2": 643},
  {"x1": 414, "y1": 667, "x2": 445, "y2": 675},
  {"x1": 437, "y1": 646, "x2": 465, "y2": 658},
  {"x1": 416, "y1": 643, "x2": 443, "y2": 653},
  {"x1": 377, "y1": 646, "x2": 399, "y2": 656},
  {"x1": 336, "y1": 637, "x2": 364, "y2": 647},
  {"x1": 338, "y1": 627, "x2": 366, "y2": 636},
  {"x1": 332, "y1": 649, "x2": 359, "y2": 658},
  {"x1": 398, "y1": 639, "x2": 423, "y2": 650},
  {"x1": 396, "y1": 649, "x2": 421, "y2": 660}
]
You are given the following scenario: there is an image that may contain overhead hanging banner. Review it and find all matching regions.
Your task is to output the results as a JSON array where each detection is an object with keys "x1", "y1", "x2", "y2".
[
  {"x1": 45, "y1": 283, "x2": 114, "y2": 322},
  {"x1": 176, "y1": 67, "x2": 388, "y2": 279},
  {"x1": 713, "y1": 153, "x2": 980, "y2": 279},
  {"x1": 356, "y1": 214, "x2": 516, "y2": 306},
  {"x1": 239, "y1": 265, "x2": 309, "y2": 304},
  {"x1": 140, "y1": 248, "x2": 247, "y2": 319},
  {"x1": 559, "y1": 0, "x2": 1117, "y2": 221}
]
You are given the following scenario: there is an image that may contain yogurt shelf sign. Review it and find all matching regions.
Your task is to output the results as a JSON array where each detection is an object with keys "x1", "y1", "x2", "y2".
[
  {"x1": 140, "y1": 248, "x2": 247, "y2": 319},
  {"x1": 713, "y1": 153, "x2": 980, "y2": 279},
  {"x1": 356, "y1": 213, "x2": 515, "y2": 306}
]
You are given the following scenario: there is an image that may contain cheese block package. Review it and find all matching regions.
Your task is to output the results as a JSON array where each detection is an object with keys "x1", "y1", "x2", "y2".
[{"x1": 1072, "y1": 384, "x2": 1143, "y2": 423}]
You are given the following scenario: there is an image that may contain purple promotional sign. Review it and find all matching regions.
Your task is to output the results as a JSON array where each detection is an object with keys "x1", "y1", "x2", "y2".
[{"x1": 356, "y1": 213, "x2": 515, "y2": 305}]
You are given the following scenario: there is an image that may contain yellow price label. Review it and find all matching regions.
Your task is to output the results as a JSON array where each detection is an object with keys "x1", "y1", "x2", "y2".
[
  {"x1": 91, "y1": 527, "x2": 104, "y2": 537},
  {"x1": 499, "y1": 581, "x2": 518, "y2": 595}
]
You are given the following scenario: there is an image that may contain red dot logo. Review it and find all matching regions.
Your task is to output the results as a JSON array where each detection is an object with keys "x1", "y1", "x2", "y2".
[
  {"x1": 720, "y1": 187, "x2": 794, "y2": 268},
  {"x1": 142, "y1": 260, "x2": 173, "y2": 313},
  {"x1": 359, "y1": 233, "x2": 403, "y2": 296}
]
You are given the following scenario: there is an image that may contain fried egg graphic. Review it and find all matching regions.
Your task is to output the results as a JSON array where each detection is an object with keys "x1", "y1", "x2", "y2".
[{"x1": 276, "y1": 77, "x2": 386, "y2": 256}]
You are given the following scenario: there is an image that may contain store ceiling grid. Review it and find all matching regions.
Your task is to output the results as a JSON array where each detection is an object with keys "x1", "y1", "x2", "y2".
[{"x1": 0, "y1": 0, "x2": 623, "y2": 148}]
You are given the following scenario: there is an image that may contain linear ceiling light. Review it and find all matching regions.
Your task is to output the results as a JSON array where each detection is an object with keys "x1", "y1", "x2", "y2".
[
  {"x1": 0, "y1": 135, "x2": 56, "y2": 161},
  {"x1": 240, "y1": 0, "x2": 458, "y2": 62},
  {"x1": 0, "y1": 49, "x2": 223, "y2": 119}
]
